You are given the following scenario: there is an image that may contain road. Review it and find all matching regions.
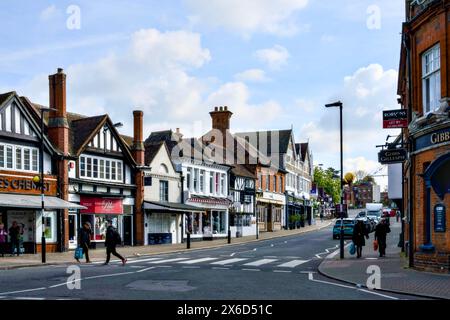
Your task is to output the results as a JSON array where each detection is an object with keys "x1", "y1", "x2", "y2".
[{"x1": 0, "y1": 212, "x2": 424, "y2": 300}]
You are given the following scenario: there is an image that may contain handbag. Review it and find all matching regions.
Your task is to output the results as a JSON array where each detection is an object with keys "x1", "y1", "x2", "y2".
[
  {"x1": 74, "y1": 247, "x2": 84, "y2": 260},
  {"x1": 349, "y1": 242, "x2": 356, "y2": 255},
  {"x1": 373, "y1": 240, "x2": 379, "y2": 251}
]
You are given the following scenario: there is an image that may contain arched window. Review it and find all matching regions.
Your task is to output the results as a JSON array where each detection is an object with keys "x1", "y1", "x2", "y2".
[{"x1": 159, "y1": 163, "x2": 169, "y2": 174}]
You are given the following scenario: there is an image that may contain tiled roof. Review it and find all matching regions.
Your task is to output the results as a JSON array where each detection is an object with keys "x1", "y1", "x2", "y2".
[
  {"x1": 144, "y1": 142, "x2": 163, "y2": 166},
  {"x1": 70, "y1": 115, "x2": 107, "y2": 155},
  {"x1": 0, "y1": 91, "x2": 15, "y2": 107}
]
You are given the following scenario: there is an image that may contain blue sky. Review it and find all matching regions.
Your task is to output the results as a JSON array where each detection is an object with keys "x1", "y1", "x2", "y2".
[{"x1": 0, "y1": 0, "x2": 406, "y2": 189}]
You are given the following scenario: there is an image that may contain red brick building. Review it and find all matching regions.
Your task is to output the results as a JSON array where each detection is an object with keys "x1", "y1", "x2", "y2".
[{"x1": 398, "y1": 0, "x2": 450, "y2": 272}]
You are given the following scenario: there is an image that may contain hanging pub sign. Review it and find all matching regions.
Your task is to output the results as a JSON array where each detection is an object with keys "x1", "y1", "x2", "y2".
[
  {"x1": 383, "y1": 109, "x2": 408, "y2": 129},
  {"x1": 434, "y1": 204, "x2": 446, "y2": 233},
  {"x1": 378, "y1": 148, "x2": 408, "y2": 164}
]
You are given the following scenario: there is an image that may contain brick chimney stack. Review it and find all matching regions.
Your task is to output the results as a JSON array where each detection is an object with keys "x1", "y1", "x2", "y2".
[
  {"x1": 48, "y1": 68, "x2": 69, "y2": 154},
  {"x1": 209, "y1": 106, "x2": 233, "y2": 136},
  {"x1": 132, "y1": 110, "x2": 145, "y2": 166}
]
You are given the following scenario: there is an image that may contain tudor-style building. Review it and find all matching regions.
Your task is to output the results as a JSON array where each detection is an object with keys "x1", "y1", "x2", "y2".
[
  {"x1": 398, "y1": 0, "x2": 450, "y2": 272},
  {"x1": 0, "y1": 88, "x2": 83, "y2": 253}
]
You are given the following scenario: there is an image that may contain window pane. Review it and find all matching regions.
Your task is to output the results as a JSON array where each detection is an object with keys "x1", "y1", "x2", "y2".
[
  {"x1": 200, "y1": 170, "x2": 205, "y2": 192},
  {"x1": 117, "y1": 162, "x2": 122, "y2": 181},
  {"x1": 111, "y1": 161, "x2": 116, "y2": 180},
  {"x1": 15, "y1": 147, "x2": 22, "y2": 170},
  {"x1": 93, "y1": 159, "x2": 98, "y2": 178},
  {"x1": 209, "y1": 172, "x2": 214, "y2": 193},
  {"x1": 193, "y1": 168, "x2": 198, "y2": 191},
  {"x1": 80, "y1": 157, "x2": 86, "y2": 177},
  {"x1": 106, "y1": 160, "x2": 110, "y2": 179},
  {"x1": 0, "y1": 145, "x2": 4, "y2": 168},
  {"x1": 99, "y1": 160, "x2": 104, "y2": 179},
  {"x1": 87, "y1": 157, "x2": 92, "y2": 177},
  {"x1": 6, "y1": 146, "x2": 13, "y2": 169},
  {"x1": 32, "y1": 149, "x2": 38, "y2": 172},
  {"x1": 187, "y1": 168, "x2": 191, "y2": 190}
]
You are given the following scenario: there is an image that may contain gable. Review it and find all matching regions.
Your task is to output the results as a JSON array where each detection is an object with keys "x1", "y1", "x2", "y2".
[
  {"x1": 148, "y1": 143, "x2": 177, "y2": 176},
  {"x1": 0, "y1": 97, "x2": 38, "y2": 139},
  {"x1": 87, "y1": 126, "x2": 122, "y2": 153}
]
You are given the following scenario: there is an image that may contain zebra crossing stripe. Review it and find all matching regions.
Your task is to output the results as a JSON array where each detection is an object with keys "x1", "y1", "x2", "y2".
[
  {"x1": 127, "y1": 257, "x2": 163, "y2": 264},
  {"x1": 178, "y1": 258, "x2": 218, "y2": 264},
  {"x1": 277, "y1": 260, "x2": 310, "y2": 268},
  {"x1": 243, "y1": 259, "x2": 278, "y2": 267},
  {"x1": 148, "y1": 258, "x2": 190, "y2": 264},
  {"x1": 211, "y1": 258, "x2": 248, "y2": 265}
]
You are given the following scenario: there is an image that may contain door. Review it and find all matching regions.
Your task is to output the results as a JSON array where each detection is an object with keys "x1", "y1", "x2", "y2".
[
  {"x1": 68, "y1": 214, "x2": 78, "y2": 249},
  {"x1": 122, "y1": 215, "x2": 132, "y2": 246},
  {"x1": 267, "y1": 205, "x2": 273, "y2": 232}
]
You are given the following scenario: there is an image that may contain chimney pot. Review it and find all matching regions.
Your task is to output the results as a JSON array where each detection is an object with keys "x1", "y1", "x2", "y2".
[
  {"x1": 224, "y1": 106, "x2": 228, "y2": 111},
  {"x1": 57, "y1": 68, "x2": 64, "y2": 73},
  {"x1": 215, "y1": 107, "x2": 218, "y2": 111},
  {"x1": 219, "y1": 106, "x2": 223, "y2": 111}
]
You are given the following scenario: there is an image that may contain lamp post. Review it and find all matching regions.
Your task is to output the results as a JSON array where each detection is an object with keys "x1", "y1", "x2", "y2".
[
  {"x1": 36, "y1": 107, "x2": 57, "y2": 263},
  {"x1": 325, "y1": 101, "x2": 344, "y2": 259}
]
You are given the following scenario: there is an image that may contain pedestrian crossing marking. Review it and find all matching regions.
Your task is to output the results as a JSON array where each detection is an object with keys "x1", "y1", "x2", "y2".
[
  {"x1": 243, "y1": 259, "x2": 278, "y2": 267},
  {"x1": 277, "y1": 260, "x2": 309, "y2": 268},
  {"x1": 178, "y1": 257, "x2": 218, "y2": 264},
  {"x1": 127, "y1": 257, "x2": 163, "y2": 264},
  {"x1": 210, "y1": 258, "x2": 248, "y2": 265},
  {"x1": 148, "y1": 258, "x2": 190, "y2": 264}
]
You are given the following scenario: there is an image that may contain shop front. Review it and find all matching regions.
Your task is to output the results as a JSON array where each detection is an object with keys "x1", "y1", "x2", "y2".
[
  {"x1": 256, "y1": 192, "x2": 284, "y2": 232},
  {"x1": 78, "y1": 195, "x2": 132, "y2": 248},
  {"x1": 286, "y1": 195, "x2": 305, "y2": 229},
  {"x1": 184, "y1": 196, "x2": 230, "y2": 241}
]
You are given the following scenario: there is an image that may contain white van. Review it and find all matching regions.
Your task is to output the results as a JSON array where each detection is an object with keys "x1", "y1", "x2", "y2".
[{"x1": 366, "y1": 203, "x2": 383, "y2": 223}]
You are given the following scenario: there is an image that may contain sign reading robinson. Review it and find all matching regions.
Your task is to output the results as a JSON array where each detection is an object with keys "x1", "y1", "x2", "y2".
[
  {"x1": 383, "y1": 109, "x2": 408, "y2": 129},
  {"x1": 378, "y1": 149, "x2": 408, "y2": 164}
]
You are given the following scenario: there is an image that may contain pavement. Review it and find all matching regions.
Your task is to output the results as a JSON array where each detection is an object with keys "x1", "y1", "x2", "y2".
[
  {"x1": 318, "y1": 219, "x2": 450, "y2": 300},
  {"x1": 0, "y1": 218, "x2": 420, "y2": 300},
  {"x1": 0, "y1": 219, "x2": 333, "y2": 270}
]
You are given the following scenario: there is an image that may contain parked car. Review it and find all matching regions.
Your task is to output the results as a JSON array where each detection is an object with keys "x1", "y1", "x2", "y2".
[
  {"x1": 332, "y1": 218, "x2": 355, "y2": 239},
  {"x1": 355, "y1": 211, "x2": 375, "y2": 233}
]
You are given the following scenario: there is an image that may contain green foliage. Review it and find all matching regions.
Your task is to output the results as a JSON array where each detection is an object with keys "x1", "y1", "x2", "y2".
[{"x1": 314, "y1": 166, "x2": 341, "y2": 204}]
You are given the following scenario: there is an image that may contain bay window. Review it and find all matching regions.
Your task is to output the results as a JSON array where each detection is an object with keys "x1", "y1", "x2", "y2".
[
  {"x1": 79, "y1": 155, "x2": 123, "y2": 182},
  {"x1": 0, "y1": 143, "x2": 39, "y2": 172}
]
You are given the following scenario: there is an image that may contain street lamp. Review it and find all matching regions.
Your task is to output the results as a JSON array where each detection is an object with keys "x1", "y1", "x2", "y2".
[
  {"x1": 325, "y1": 101, "x2": 345, "y2": 259},
  {"x1": 35, "y1": 107, "x2": 57, "y2": 263}
]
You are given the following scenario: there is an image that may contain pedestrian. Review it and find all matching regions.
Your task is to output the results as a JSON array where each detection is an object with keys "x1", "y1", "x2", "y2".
[
  {"x1": 9, "y1": 221, "x2": 22, "y2": 256},
  {"x1": 104, "y1": 221, "x2": 126, "y2": 265},
  {"x1": 396, "y1": 210, "x2": 400, "y2": 223},
  {"x1": 375, "y1": 218, "x2": 391, "y2": 257},
  {"x1": 0, "y1": 223, "x2": 8, "y2": 257},
  {"x1": 77, "y1": 222, "x2": 92, "y2": 263},
  {"x1": 352, "y1": 220, "x2": 369, "y2": 259},
  {"x1": 320, "y1": 211, "x2": 324, "y2": 223}
]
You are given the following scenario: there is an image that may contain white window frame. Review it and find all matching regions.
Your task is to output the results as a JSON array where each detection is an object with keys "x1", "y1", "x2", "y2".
[
  {"x1": 422, "y1": 44, "x2": 441, "y2": 114},
  {"x1": 79, "y1": 154, "x2": 123, "y2": 182},
  {"x1": 0, "y1": 143, "x2": 39, "y2": 173}
]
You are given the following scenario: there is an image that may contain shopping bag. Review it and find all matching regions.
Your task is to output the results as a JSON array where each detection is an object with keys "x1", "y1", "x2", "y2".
[
  {"x1": 349, "y1": 242, "x2": 356, "y2": 255},
  {"x1": 74, "y1": 247, "x2": 84, "y2": 260},
  {"x1": 373, "y1": 240, "x2": 379, "y2": 251}
]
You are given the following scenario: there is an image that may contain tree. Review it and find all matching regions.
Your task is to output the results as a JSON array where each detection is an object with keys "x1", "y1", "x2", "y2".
[
  {"x1": 354, "y1": 170, "x2": 368, "y2": 183},
  {"x1": 314, "y1": 167, "x2": 341, "y2": 204},
  {"x1": 362, "y1": 175, "x2": 375, "y2": 184}
]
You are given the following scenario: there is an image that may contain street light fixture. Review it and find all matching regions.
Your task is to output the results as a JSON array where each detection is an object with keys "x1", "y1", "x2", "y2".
[
  {"x1": 325, "y1": 101, "x2": 345, "y2": 259},
  {"x1": 37, "y1": 107, "x2": 57, "y2": 263}
]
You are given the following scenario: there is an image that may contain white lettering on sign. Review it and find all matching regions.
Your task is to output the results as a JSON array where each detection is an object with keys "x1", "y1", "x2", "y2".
[
  {"x1": 430, "y1": 131, "x2": 450, "y2": 144},
  {"x1": 410, "y1": 0, "x2": 430, "y2": 7},
  {"x1": 102, "y1": 200, "x2": 114, "y2": 211}
]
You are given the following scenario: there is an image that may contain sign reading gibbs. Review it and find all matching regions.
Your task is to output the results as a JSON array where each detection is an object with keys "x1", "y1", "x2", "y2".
[
  {"x1": 383, "y1": 109, "x2": 408, "y2": 129},
  {"x1": 378, "y1": 149, "x2": 408, "y2": 164}
]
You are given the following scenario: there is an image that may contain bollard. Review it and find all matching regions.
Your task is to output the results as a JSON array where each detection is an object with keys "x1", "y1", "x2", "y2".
[{"x1": 228, "y1": 229, "x2": 231, "y2": 244}]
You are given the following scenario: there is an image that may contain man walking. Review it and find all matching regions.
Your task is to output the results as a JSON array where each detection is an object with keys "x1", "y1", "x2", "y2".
[
  {"x1": 77, "y1": 222, "x2": 92, "y2": 263},
  {"x1": 375, "y1": 218, "x2": 391, "y2": 257},
  {"x1": 104, "y1": 221, "x2": 126, "y2": 265}
]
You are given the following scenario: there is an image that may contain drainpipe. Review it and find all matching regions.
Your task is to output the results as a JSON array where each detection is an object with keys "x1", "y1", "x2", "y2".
[{"x1": 180, "y1": 174, "x2": 184, "y2": 244}]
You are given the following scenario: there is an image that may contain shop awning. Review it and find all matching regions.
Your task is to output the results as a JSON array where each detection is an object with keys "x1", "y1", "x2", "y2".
[
  {"x1": 143, "y1": 200, "x2": 205, "y2": 213},
  {"x1": 0, "y1": 194, "x2": 87, "y2": 210}
]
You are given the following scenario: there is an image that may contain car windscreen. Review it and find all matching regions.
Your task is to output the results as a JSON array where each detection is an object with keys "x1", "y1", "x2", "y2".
[{"x1": 367, "y1": 211, "x2": 381, "y2": 217}]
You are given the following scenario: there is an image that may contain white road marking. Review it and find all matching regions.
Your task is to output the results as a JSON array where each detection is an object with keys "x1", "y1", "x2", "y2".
[
  {"x1": 253, "y1": 248, "x2": 257, "y2": 251},
  {"x1": 148, "y1": 258, "x2": 189, "y2": 264},
  {"x1": 243, "y1": 259, "x2": 278, "y2": 267},
  {"x1": 136, "y1": 266, "x2": 156, "y2": 273},
  {"x1": 211, "y1": 258, "x2": 247, "y2": 265},
  {"x1": 127, "y1": 257, "x2": 163, "y2": 264},
  {"x1": 277, "y1": 260, "x2": 310, "y2": 268},
  {"x1": 359, "y1": 289, "x2": 400, "y2": 300},
  {"x1": 182, "y1": 266, "x2": 200, "y2": 269},
  {"x1": 273, "y1": 270, "x2": 291, "y2": 273},
  {"x1": 315, "y1": 254, "x2": 322, "y2": 259},
  {"x1": 264, "y1": 256, "x2": 278, "y2": 258},
  {"x1": 284, "y1": 241, "x2": 287, "y2": 244},
  {"x1": 230, "y1": 252, "x2": 237, "y2": 257},
  {"x1": 242, "y1": 269, "x2": 260, "y2": 272},
  {"x1": 13, "y1": 297, "x2": 45, "y2": 300},
  {"x1": 0, "y1": 287, "x2": 46, "y2": 295},
  {"x1": 212, "y1": 267, "x2": 230, "y2": 270},
  {"x1": 84, "y1": 272, "x2": 135, "y2": 280},
  {"x1": 129, "y1": 266, "x2": 146, "y2": 269},
  {"x1": 179, "y1": 257, "x2": 218, "y2": 264},
  {"x1": 365, "y1": 258, "x2": 378, "y2": 260}
]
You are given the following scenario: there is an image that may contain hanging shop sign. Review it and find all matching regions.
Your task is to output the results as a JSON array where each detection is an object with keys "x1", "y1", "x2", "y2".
[
  {"x1": 434, "y1": 204, "x2": 446, "y2": 233},
  {"x1": 378, "y1": 149, "x2": 408, "y2": 164},
  {"x1": 383, "y1": 109, "x2": 408, "y2": 129}
]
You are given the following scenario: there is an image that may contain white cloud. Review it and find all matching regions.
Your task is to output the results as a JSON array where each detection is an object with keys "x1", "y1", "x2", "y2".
[
  {"x1": 234, "y1": 69, "x2": 270, "y2": 83},
  {"x1": 40, "y1": 5, "x2": 59, "y2": 21},
  {"x1": 185, "y1": 0, "x2": 309, "y2": 37},
  {"x1": 255, "y1": 45, "x2": 290, "y2": 70}
]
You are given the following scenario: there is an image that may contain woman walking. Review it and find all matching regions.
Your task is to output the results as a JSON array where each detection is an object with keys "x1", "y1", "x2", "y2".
[
  {"x1": 77, "y1": 222, "x2": 92, "y2": 263},
  {"x1": 352, "y1": 220, "x2": 369, "y2": 259}
]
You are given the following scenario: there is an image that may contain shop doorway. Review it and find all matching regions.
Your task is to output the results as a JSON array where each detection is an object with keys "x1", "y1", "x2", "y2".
[
  {"x1": 68, "y1": 214, "x2": 78, "y2": 249},
  {"x1": 122, "y1": 215, "x2": 132, "y2": 246}
]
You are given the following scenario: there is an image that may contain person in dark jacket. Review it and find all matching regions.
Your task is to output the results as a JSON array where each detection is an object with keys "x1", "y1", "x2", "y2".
[
  {"x1": 352, "y1": 220, "x2": 369, "y2": 258},
  {"x1": 0, "y1": 223, "x2": 8, "y2": 257},
  {"x1": 104, "y1": 221, "x2": 126, "y2": 265},
  {"x1": 375, "y1": 218, "x2": 391, "y2": 257},
  {"x1": 9, "y1": 221, "x2": 22, "y2": 256},
  {"x1": 77, "y1": 222, "x2": 92, "y2": 263}
]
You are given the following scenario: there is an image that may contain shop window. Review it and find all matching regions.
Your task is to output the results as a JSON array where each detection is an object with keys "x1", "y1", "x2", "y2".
[
  {"x1": 212, "y1": 211, "x2": 226, "y2": 234},
  {"x1": 422, "y1": 44, "x2": 441, "y2": 114}
]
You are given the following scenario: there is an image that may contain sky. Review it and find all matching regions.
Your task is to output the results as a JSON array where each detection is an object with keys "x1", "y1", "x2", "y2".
[{"x1": 0, "y1": 0, "x2": 407, "y2": 190}]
